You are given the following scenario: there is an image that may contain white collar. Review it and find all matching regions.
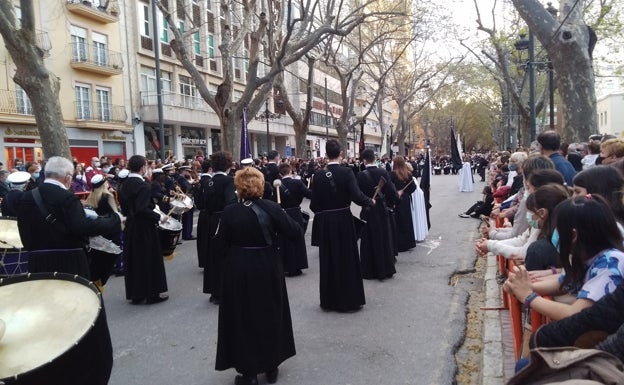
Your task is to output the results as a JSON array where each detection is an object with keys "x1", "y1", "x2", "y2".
[
  {"x1": 44, "y1": 179, "x2": 67, "y2": 190},
  {"x1": 365, "y1": 164, "x2": 377, "y2": 168},
  {"x1": 282, "y1": 175, "x2": 292, "y2": 179},
  {"x1": 213, "y1": 171, "x2": 228, "y2": 176},
  {"x1": 327, "y1": 162, "x2": 340, "y2": 165},
  {"x1": 128, "y1": 173, "x2": 144, "y2": 179}
]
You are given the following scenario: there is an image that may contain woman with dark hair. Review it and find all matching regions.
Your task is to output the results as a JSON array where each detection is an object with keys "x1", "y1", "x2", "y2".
[
  {"x1": 523, "y1": 184, "x2": 570, "y2": 271},
  {"x1": 391, "y1": 156, "x2": 416, "y2": 252},
  {"x1": 504, "y1": 194, "x2": 624, "y2": 321},
  {"x1": 214, "y1": 166, "x2": 301, "y2": 385},
  {"x1": 571, "y1": 165, "x2": 624, "y2": 224},
  {"x1": 203, "y1": 151, "x2": 238, "y2": 304}
]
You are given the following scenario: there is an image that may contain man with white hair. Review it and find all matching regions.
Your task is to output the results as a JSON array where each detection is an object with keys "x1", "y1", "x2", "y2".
[{"x1": 16, "y1": 156, "x2": 122, "y2": 278}]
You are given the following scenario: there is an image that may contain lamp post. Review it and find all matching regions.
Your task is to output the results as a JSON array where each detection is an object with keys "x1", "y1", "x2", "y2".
[
  {"x1": 388, "y1": 124, "x2": 393, "y2": 159},
  {"x1": 546, "y1": 2, "x2": 558, "y2": 129},
  {"x1": 256, "y1": 100, "x2": 280, "y2": 155},
  {"x1": 359, "y1": 119, "x2": 366, "y2": 156}
]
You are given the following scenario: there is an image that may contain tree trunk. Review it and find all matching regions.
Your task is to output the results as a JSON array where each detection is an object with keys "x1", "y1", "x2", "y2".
[{"x1": 512, "y1": 0, "x2": 597, "y2": 142}]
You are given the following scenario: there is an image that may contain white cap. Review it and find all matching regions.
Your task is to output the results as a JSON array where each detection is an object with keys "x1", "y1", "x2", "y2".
[
  {"x1": 241, "y1": 158, "x2": 254, "y2": 166},
  {"x1": 118, "y1": 169, "x2": 129, "y2": 179},
  {"x1": 7, "y1": 171, "x2": 31, "y2": 185},
  {"x1": 90, "y1": 174, "x2": 106, "y2": 188},
  {"x1": 152, "y1": 168, "x2": 164, "y2": 174}
]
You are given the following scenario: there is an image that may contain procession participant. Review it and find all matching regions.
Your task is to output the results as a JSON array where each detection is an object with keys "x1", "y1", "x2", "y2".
[
  {"x1": 15, "y1": 156, "x2": 121, "y2": 278},
  {"x1": 391, "y1": 156, "x2": 417, "y2": 252},
  {"x1": 214, "y1": 166, "x2": 301, "y2": 385},
  {"x1": 1, "y1": 171, "x2": 31, "y2": 216},
  {"x1": 310, "y1": 139, "x2": 374, "y2": 312},
  {"x1": 203, "y1": 151, "x2": 237, "y2": 305},
  {"x1": 175, "y1": 165, "x2": 196, "y2": 240},
  {"x1": 118, "y1": 155, "x2": 170, "y2": 304},
  {"x1": 242, "y1": 158, "x2": 273, "y2": 199},
  {"x1": 150, "y1": 168, "x2": 173, "y2": 213},
  {"x1": 84, "y1": 174, "x2": 124, "y2": 291},
  {"x1": 85, "y1": 156, "x2": 105, "y2": 189},
  {"x1": 194, "y1": 158, "x2": 212, "y2": 268},
  {"x1": 356, "y1": 148, "x2": 399, "y2": 280},
  {"x1": 276, "y1": 162, "x2": 312, "y2": 277},
  {"x1": 264, "y1": 150, "x2": 280, "y2": 187}
]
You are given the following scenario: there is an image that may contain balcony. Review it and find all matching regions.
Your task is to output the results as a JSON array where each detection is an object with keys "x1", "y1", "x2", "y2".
[
  {"x1": 66, "y1": 0, "x2": 119, "y2": 23},
  {"x1": 73, "y1": 101, "x2": 129, "y2": 131},
  {"x1": 69, "y1": 43, "x2": 124, "y2": 76},
  {"x1": 140, "y1": 90, "x2": 218, "y2": 125},
  {"x1": 0, "y1": 89, "x2": 36, "y2": 125}
]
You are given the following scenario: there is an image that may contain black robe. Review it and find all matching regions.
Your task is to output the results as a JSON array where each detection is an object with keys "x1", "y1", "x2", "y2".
[
  {"x1": 118, "y1": 175, "x2": 168, "y2": 301},
  {"x1": 16, "y1": 183, "x2": 120, "y2": 278},
  {"x1": 310, "y1": 164, "x2": 373, "y2": 311},
  {"x1": 87, "y1": 193, "x2": 122, "y2": 285},
  {"x1": 202, "y1": 173, "x2": 237, "y2": 296},
  {"x1": 356, "y1": 166, "x2": 398, "y2": 280},
  {"x1": 391, "y1": 174, "x2": 417, "y2": 252},
  {"x1": 277, "y1": 176, "x2": 312, "y2": 274},
  {"x1": 215, "y1": 199, "x2": 301, "y2": 375},
  {"x1": 195, "y1": 174, "x2": 212, "y2": 268}
]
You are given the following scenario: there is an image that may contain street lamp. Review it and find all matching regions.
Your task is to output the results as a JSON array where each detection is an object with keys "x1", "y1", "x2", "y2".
[
  {"x1": 515, "y1": 33, "x2": 536, "y2": 142},
  {"x1": 388, "y1": 124, "x2": 393, "y2": 158},
  {"x1": 256, "y1": 99, "x2": 280, "y2": 155},
  {"x1": 545, "y1": 2, "x2": 558, "y2": 129}
]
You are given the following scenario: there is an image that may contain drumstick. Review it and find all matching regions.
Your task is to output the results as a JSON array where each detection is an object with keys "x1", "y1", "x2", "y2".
[
  {"x1": 273, "y1": 179, "x2": 282, "y2": 204},
  {"x1": 372, "y1": 177, "x2": 387, "y2": 201},
  {"x1": 399, "y1": 179, "x2": 414, "y2": 193},
  {"x1": 308, "y1": 175, "x2": 313, "y2": 188}
]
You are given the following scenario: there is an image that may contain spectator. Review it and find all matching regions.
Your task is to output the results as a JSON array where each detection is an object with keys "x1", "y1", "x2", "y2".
[
  {"x1": 71, "y1": 163, "x2": 89, "y2": 193},
  {"x1": 504, "y1": 194, "x2": 624, "y2": 321},
  {"x1": 537, "y1": 130, "x2": 576, "y2": 186},
  {"x1": 581, "y1": 140, "x2": 600, "y2": 170},
  {"x1": 599, "y1": 138, "x2": 624, "y2": 166},
  {"x1": 85, "y1": 156, "x2": 105, "y2": 189}
]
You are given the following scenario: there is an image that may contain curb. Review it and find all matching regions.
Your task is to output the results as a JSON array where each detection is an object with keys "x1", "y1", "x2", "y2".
[{"x1": 481, "y1": 253, "x2": 506, "y2": 385}]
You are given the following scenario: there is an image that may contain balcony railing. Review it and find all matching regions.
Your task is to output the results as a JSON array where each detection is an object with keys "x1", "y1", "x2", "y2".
[
  {"x1": 69, "y1": 43, "x2": 124, "y2": 75},
  {"x1": 66, "y1": 0, "x2": 119, "y2": 23},
  {"x1": 36, "y1": 30, "x2": 51, "y2": 56},
  {"x1": 140, "y1": 90, "x2": 207, "y2": 110},
  {"x1": 74, "y1": 101, "x2": 126, "y2": 123},
  {"x1": 0, "y1": 89, "x2": 34, "y2": 115}
]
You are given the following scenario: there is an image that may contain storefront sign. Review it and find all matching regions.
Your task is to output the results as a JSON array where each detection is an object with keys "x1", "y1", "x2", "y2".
[
  {"x1": 181, "y1": 137, "x2": 207, "y2": 145},
  {"x1": 102, "y1": 133, "x2": 126, "y2": 141},
  {"x1": 5, "y1": 127, "x2": 39, "y2": 137}
]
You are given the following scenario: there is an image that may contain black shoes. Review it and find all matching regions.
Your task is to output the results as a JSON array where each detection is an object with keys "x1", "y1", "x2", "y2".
[
  {"x1": 266, "y1": 368, "x2": 279, "y2": 384},
  {"x1": 234, "y1": 374, "x2": 258, "y2": 385},
  {"x1": 209, "y1": 295, "x2": 221, "y2": 305},
  {"x1": 458, "y1": 213, "x2": 471, "y2": 218},
  {"x1": 285, "y1": 270, "x2": 302, "y2": 277},
  {"x1": 146, "y1": 293, "x2": 169, "y2": 304},
  {"x1": 183, "y1": 236, "x2": 197, "y2": 240}
]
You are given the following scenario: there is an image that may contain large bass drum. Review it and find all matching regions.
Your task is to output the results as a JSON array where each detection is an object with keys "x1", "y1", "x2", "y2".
[
  {"x1": 0, "y1": 273, "x2": 113, "y2": 385},
  {"x1": 0, "y1": 217, "x2": 28, "y2": 277},
  {"x1": 158, "y1": 218, "x2": 182, "y2": 257}
]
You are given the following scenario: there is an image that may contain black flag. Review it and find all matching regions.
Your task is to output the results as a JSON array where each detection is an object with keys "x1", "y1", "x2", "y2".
[
  {"x1": 450, "y1": 119, "x2": 463, "y2": 171},
  {"x1": 420, "y1": 146, "x2": 432, "y2": 229}
]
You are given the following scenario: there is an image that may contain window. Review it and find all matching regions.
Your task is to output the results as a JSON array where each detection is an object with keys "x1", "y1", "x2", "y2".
[
  {"x1": 193, "y1": 32, "x2": 200, "y2": 54},
  {"x1": 178, "y1": 21, "x2": 185, "y2": 33},
  {"x1": 92, "y1": 32, "x2": 108, "y2": 66},
  {"x1": 179, "y1": 75, "x2": 197, "y2": 108},
  {"x1": 207, "y1": 35, "x2": 214, "y2": 58},
  {"x1": 140, "y1": 67, "x2": 172, "y2": 105},
  {"x1": 71, "y1": 26, "x2": 88, "y2": 62},
  {"x1": 141, "y1": 4, "x2": 151, "y2": 37},
  {"x1": 161, "y1": 18, "x2": 169, "y2": 43},
  {"x1": 15, "y1": 85, "x2": 32, "y2": 115},
  {"x1": 96, "y1": 87, "x2": 111, "y2": 121},
  {"x1": 75, "y1": 83, "x2": 91, "y2": 120}
]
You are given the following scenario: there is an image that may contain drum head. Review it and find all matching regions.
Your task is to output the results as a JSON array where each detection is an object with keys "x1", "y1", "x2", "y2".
[
  {"x1": 0, "y1": 274, "x2": 101, "y2": 380},
  {"x1": 0, "y1": 217, "x2": 23, "y2": 249},
  {"x1": 158, "y1": 217, "x2": 182, "y2": 232}
]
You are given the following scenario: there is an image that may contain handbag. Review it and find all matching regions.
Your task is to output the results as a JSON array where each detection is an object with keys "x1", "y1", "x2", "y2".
[{"x1": 507, "y1": 347, "x2": 624, "y2": 385}]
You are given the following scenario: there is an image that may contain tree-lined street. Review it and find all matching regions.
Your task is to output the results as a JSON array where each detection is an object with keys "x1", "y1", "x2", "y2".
[{"x1": 104, "y1": 173, "x2": 484, "y2": 385}]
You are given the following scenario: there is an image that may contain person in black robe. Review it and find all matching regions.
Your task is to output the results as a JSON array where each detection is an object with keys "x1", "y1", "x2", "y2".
[
  {"x1": 356, "y1": 149, "x2": 398, "y2": 280},
  {"x1": 15, "y1": 156, "x2": 120, "y2": 385},
  {"x1": 83, "y1": 174, "x2": 124, "y2": 290},
  {"x1": 310, "y1": 139, "x2": 374, "y2": 312},
  {"x1": 16, "y1": 157, "x2": 121, "y2": 278},
  {"x1": 264, "y1": 150, "x2": 280, "y2": 189},
  {"x1": 390, "y1": 156, "x2": 417, "y2": 252},
  {"x1": 194, "y1": 159, "x2": 212, "y2": 268},
  {"x1": 215, "y1": 166, "x2": 301, "y2": 385},
  {"x1": 175, "y1": 165, "x2": 197, "y2": 240},
  {"x1": 117, "y1": 155, "x2": 170, "y2": 304},
  {"x1": 275, "y1": 163, "x2": 312, "y2": 277},
  {"x1": 203, "y1": 151, "x2": 237, "y2": 304}
]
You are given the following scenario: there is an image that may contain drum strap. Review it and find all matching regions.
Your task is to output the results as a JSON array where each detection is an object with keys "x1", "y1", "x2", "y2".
[
  {"x1": 32, "y1": 189, "x2": 69, "y2": 235},
  {"x1": 244, "y1": 200, "x2": 274, "y2": 246}
]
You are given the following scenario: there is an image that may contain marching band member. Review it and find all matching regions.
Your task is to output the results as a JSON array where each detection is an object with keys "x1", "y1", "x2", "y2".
[{"x1": 195, "y1": 158, "x2": 212, "y2": 268}]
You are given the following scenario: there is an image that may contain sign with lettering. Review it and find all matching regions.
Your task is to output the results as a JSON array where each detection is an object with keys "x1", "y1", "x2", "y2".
[
  {"x1": 5, "y1": 127, "x2": 39, "y2": 137},
  {"x1": 181, "y1": 137, "x2": 207, "y2": 145}
]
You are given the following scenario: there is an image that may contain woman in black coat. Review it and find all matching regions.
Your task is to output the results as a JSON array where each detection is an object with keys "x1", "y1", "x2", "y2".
[{"x1": 214, "y1": 166, "x2": 301, "y2": 385}]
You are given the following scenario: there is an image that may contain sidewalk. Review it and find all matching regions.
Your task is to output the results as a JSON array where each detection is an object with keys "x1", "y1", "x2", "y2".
[{"x1": 481, "y1": 252, "x2": 516, "y2": 384}]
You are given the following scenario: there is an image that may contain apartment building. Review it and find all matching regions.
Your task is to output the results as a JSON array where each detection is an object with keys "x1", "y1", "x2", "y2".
[
  {"x1": 597, "y1": 92, "x2": 624, "y2": 138},
  {"x1": 0, "y1": 0, "x2": 131, "y2": 169}
]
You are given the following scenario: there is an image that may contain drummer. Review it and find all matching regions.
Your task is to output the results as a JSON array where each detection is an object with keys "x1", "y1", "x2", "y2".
[
  {"x1": 150, "y1": 168, "x2": 173, "y2": 213},
  {"x1": 15, "y1": 156, "x2": 122, "y2": 278},
  {"x1": 1, "y1": 171, "x2": 31, "y2": 217},
  {"x1": 175, "y1": 165, "x2": 196, "y2": 240}
]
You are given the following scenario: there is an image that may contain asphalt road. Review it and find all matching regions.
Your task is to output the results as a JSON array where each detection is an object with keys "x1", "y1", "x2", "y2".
[{"x1": 103, "y1": 170, "x2": 484, "y2": 385}]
